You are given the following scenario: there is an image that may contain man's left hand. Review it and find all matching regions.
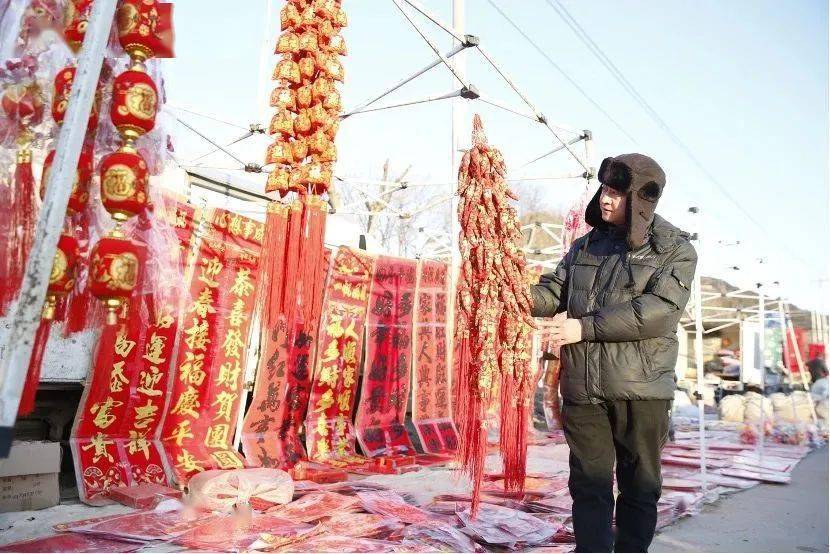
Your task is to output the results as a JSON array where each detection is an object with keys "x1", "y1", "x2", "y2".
[{"x1": 548, "y1": 312, "x2": 582, "y2": 349}]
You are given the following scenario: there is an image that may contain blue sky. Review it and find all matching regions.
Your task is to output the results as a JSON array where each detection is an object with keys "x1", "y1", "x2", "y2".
[{"x1": 162, "y1": 0, "x2": 829, "y2": 311}]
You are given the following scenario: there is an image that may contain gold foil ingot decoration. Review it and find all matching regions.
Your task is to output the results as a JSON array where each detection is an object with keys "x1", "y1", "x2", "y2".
[
  {"x1": 308, "y1": 103, "x2": 331, "y2": 129},
  {"x1": 291, "y1": 138, "x2": 309, "y2": 162},
  {"x1": 266, "y1": 141, "x2": 293, "y2": 166},
  {"x1": 312, "y1": 77, "x2": 333, "y2": 100},
  {"x1": 326, "y1": 34, "x2": 347, "y2": 55},
  {"x1": 276, "y1": 32, "x2": 300, "y2": 55},
  {"x1": 280, "y1": 3, "x2": 301, "y2": 30},
  {"x1": 267, "y1": 166, "x2": 291, "y2": 191},
  {"x1": 270, "y1": 86, "x2": 297, "y2": 110},
  {"x1": 294, "y1": 109, "x2": 312, "y2": 135},
  {"x1": 322, "y1": 90, "x2": 342, "y2": 112},
  {"x1": 269, "y1": 109, "x2": 295, "y2": 137},
  {"x1": 274, "y1": 57, "x2": 301, "y2": 84},
  {"x1": 298, "y1": 30, "x2": 318, "y2": 52},
  {"x1": 299, "y1": 6, "x2": 316, "y2": 27},
  {"x1": 298, "y1": 56, "x2": 316, "y2": 80},
  {"x1": 318, "y1": 18, "x2": 335, "y2": 38},
  {"x1": 297, "y1": 84, "x2": 313, "y2": 109}
]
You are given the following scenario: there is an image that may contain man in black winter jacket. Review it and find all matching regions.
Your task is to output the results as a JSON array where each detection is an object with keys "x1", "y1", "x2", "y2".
[{"x1": 531, "y1": 154, "x2": 697, "y2": 553}]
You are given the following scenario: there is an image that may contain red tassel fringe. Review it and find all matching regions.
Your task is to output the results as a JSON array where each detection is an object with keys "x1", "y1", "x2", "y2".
[{"x1": 18, "y1": 318, "x2": 52, "y2": 416}]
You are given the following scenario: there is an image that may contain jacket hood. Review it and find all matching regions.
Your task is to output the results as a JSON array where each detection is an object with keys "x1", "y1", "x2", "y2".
[{"x1": 585, "y1": 153, "x2": 666, "y2": 250}]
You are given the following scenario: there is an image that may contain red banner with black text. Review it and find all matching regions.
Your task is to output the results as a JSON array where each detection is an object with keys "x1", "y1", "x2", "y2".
[
  {"x1": 354, "y1": 256, "x2": 417, "y2": 457},
  {"x1": 411, "y1": 259, "x2": 458, "y2": 455}
]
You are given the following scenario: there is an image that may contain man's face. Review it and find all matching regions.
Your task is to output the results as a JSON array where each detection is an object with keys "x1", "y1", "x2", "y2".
[{"x1": 599, "y1": 184, "x2": 626, "y2": 225}]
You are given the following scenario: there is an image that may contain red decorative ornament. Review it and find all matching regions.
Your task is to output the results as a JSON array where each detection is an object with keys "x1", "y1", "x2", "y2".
[
  {"x1": 51, "y1": 66, "x2": 99, "y2": 132},
  {"x1": 1, "y1": 82, "x2": 45, "y2": 131},
  {"x1": 40, "y1": 148, "x2": 93, "y2": 214},
  {"x1": 111, "y1": 69, "x2": 158, "y2": 142},
  {"x1": 42, "y1": 233, "x2": 81, "y2": 320},
  {"x1": 117, "y1": 0, "x2": 176, "y2": 62},
  {"x1": 64, "y1": 0, "x2": 94, "y2": 52},
  {"x1": 89, "y1": 230, "x2": 142, "y2": 324},
  {"x1": 99, "y1": 146, "x2": 149, "y2": 221}
]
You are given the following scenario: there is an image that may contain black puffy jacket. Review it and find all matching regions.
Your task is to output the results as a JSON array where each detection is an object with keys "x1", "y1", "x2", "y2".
[{"x1": 531, "y1": 214, "x2": 697, "y2": 404}]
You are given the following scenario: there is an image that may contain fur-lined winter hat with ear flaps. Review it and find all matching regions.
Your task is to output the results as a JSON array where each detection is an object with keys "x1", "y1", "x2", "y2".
[{"x1": 584, "y1": 153, "x2": 666, "y2": 250}]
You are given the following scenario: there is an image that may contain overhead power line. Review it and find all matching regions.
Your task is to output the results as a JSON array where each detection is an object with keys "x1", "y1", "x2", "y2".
[
  {"x1": 485, "y1": 0, "x2": 637, "y2": 145},
  {"x1": 542, "y1": 0, "x2": 823, "y2": 275}
]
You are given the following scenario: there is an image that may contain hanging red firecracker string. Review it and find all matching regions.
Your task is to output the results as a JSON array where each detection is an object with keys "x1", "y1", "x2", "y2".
[{"x1": 454, "y1": 115, "x2": 535, "y2": 515}]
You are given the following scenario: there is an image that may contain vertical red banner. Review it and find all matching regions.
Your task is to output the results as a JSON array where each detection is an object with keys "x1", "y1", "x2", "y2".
[
  {"x1": 158, "y1": 207, "x2": 263, "y2": 485},
  {"x1": 411, "y1": 260, "x2": 459, "y2": 454},
  {"x1": 305, "y1": 248, "x2": 375, "y2": 464},
  {"x1": 355, "y1": 256, "x2": 417, "y2": 457},
  {"x1": 70, "y1": 200, "x2": 196, "y2": 504},
  {"x1": 242, "y1": 198, "x2": 329, "y2": 469}
]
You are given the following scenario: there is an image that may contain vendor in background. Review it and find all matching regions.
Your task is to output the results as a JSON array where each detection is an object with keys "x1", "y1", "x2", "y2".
[
  {"x1": 531, "y1": 154, "x2": 696, "y2": 553},
  {"x1": 807, "y1": 354, "x2": 827, "y2": 384},
  {"x1": 810, "y1": 365, "x2": 828, "y2": 403}
]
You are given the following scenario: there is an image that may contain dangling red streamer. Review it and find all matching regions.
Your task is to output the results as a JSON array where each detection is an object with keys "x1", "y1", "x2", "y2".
[
  {"x1": 17, "y1": 318, "x2": 52, "y2": 416},
  {"x1": 0, "y1": 150, "x2": 38, "y2": 315}
]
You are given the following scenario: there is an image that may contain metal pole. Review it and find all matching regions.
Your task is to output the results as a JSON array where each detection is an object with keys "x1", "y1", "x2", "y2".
[
  {"x1": 447, "y1": 0, "x2": 465, "y2": 396},
  {"x1": 0, "y1": 0, "x2": 118, "y2": 457},
  {"x1": 757, "y1": 285, "x2": 766, "y2": 460},
  {"x1": 692, "y1": 213, "x2": 707, "y2": 490},
  {"x1": 778, "y1": 298, "x2": 799, "y2": 421}
]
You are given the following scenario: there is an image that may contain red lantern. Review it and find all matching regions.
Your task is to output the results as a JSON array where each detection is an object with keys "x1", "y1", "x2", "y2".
[
  {"x1": 89, "y1": 230, "x2": 142, "y2": 324},
  {"x1": 42, "y1": 233, "x2": 81, "y2": 320},
  {"x1": 51, "y1": 66, "x2": 99, "y2": 132},
  {"x1": 111, "y1": 69, "x2": 158, "y2": 141},
  {"x1": 63, "y1": 0, "x2": 94, "y2": 52},
  {"x1": 40, "y1": 147, "x2": 93, "y2": 214},
  {"x1": 99, "y1": 147, "x2": 149, "y2": 221},
  {"x1": 117, "y1": 0, "x2": 175, "y2": 62}
]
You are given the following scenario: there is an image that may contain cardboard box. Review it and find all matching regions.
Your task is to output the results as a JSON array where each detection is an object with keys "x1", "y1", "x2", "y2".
[{"x1": 0, "y1": 441, "x2": 60, "y2": 512}]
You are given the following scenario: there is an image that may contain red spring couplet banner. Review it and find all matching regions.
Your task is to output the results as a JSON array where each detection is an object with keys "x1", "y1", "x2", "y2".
[
  {"x1": 410, "y1": 259, "x2": 459, "y2": 454},
  {"x1": 241, "y1": 198, "x2": 329, "y2": 468},
  {"x1": 70, "y1": 200, "x2": 197, "y2": 505},
  {"x1": 158, "y1": 207, "x2": 263, "y2": 485},
  {"x1": 305, "y1": 247, "x2": 375, "y2": 464},
  {"x1": 354, "y1": 256, "x2": 418, "y2": 457}
]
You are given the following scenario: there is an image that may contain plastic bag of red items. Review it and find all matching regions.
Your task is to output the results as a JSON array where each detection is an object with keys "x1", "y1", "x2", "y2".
[
  {"x1": 356, "y1": 490, "x2": 439, "y2": 525},
  {"x1": 0, "y1": 534, "x2": 142, "y2": 553},
  {"x1": 402, "y1": 521, "x2": 486, "y2": 552},
  {"x1": 69, "y1": 508, "x2": 217, "y2": 542},
  {"x1": 267, "y1": 491, "x2": 360, "y2": 522},
  {"x1": 173, "y1": 514, "x2": 311, "y2": 552},
  {"x1": 457, "y1": 504, "x2": 559, "y2": 549},
  {"x1": 109, "y1": 483, "x2": 182, "y2": 510},
  {"x1": 322, "y1": 512, "x2": 405, "y2": 539}
]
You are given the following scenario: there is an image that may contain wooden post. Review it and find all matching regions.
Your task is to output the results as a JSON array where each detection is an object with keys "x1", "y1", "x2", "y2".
[{"x1": 0, "y1": 0, "x2": 118, "y2": 457}]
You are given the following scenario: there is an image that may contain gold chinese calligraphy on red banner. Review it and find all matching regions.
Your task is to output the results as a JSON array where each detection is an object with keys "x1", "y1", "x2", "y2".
[
  {"x1": 158, "y1": 207, "x2": 263, "y2": 485},
  {"x1": 305, "y1": 247, "x2": 375, "y2": 463},
  {"x1": 70, "y1": 201, "x2": 196, "y2": 505}
]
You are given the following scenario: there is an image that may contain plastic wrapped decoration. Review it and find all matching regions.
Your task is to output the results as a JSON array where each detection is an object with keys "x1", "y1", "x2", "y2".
[
  {"x1": 99, "y1": 145, "x2": 149, "y2": 221},
  {"x1": 265, "y1": 0, "x2": 346, "y2": 197},
  {"x1": 18, "y1": 232, "x2": 80, "y2": 416},
  {"x1": 0, "y1": 0, "x2": 63, "y2": 60},
  {"x1": 63, "y1": 0, "x2": 93, "y2": 52},
  {"x1": 40, "y1": 146, "x2": 92, "y2": 213},
  {"x1": 88, "y1": 228, "x2": 143, "y2": 324},
  {"x1": 0, "y1": 61, "x2": 46, "y2": 315},
  {"x1": 116, "y1": 0, "x2": 175, "y2": 62},
  {"x1": 110, "y1": 68, "x2": 158, "y2": 143},
  {"x1": 51, "y1": 65, "x2": 100, "y2": 132}
]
